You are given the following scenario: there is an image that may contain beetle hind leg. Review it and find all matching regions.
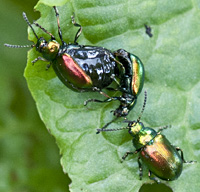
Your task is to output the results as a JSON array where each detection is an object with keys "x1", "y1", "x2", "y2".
[
  {"x1": 148, "y1": 171, "x2": 160, "y2": 184},
  {"x1": 84, "y1": 87, "x2": 121, "y2": 106},
  {"x1": 122, "y1": 149, "x2": 139, "y2": 161},
  {"x1": 175, "y1": 147, "x2": 196, "y2": 164}
]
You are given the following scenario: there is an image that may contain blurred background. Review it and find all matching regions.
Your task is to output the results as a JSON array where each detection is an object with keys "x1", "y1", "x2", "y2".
[{"x1": 0, "y1": 0, "x2": 70, "y2": 191}]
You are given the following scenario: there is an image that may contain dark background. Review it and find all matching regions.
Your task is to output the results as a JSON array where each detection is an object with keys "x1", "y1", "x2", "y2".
[{"x1": 0, "y1": 0, "x2": 70, "y2": 191}]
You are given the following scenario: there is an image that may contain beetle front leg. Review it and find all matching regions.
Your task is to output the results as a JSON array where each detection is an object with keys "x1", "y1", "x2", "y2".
[
  {"x1": 156, "y1": 125, "x2": 171, "y2": 134},
  {"x1": 175, "y1": 147, "x2": 196, "y2": 164},
  {"x1": 71, "y1": 13, "x2": 82, "y2": 44},
  {"x1": 122, "y1": 151, "x2": 134, "y2": 162},
  {"x1": 32, "y1": 56, "x2": 48, "y2": 65},
  {"x1": 53, "y1": 6, "x2": 65, "y2": 45}
]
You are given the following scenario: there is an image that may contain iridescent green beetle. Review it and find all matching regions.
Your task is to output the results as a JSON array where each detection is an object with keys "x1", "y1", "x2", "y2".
[{"x1": 97, "y1": 91, "x2": 196, "y2": 182}]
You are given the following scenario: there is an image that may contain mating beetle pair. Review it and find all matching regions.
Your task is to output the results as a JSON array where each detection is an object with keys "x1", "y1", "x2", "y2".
[
  {"x1": 5, "y1": 6, "x2": 144, "y2": 130},
  {"x1": 97, "y1": 92, "x2": 195, "y2": 183},
  {"x1": 5, "y1": 5, "x2": 195, "y2": 184}
]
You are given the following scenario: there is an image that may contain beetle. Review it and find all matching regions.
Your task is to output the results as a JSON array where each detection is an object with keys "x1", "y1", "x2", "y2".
[
  {"x1": 97, "y1": 91, "x2": 195, "y2": 182},
  {"x1": 112, "y1": 48, "x2": 144, "y2": 117},
  {"x1": 85, "y1": 48, "x2": 145, "y2": 131},
  {"x1": 4, "y1": 6, "x2": 144, "y2": 129}
]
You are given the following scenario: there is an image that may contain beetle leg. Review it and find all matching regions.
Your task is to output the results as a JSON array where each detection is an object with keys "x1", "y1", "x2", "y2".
[
  {"x1": 112, "y1": 57, "x2": 126, "y2": 75},
  {"x1": 92, "y1": 87, "x2": 112, "y2": 98},
  {"x1": 122, "y1": 151, "x2": 134, "y2": 161},
  {"x1": 175, "y1": 147, "x2": 196, "y2": 164},
  {"x1": 122, "y1": 150, "x2": 139, "y2": 161},
  {"x1": 84, "y1": 87, "x2": 121, "y2": 106},
  {"x1": 105, "y1": 87, "x2": 118, "y2": 91},
  {"x1": 138, "y1": 157, "x2": 143, "y2": 180},
  {"x1": 110, "y1": 74, "x2": 120, "y2": 86},
  {"x1": 53, "y1": 6, "x2": 65, "y2": 46},
  {"x1": 32, "y1": 56, "x2": 48, "y2": 65},
  {"x1": 71, "y1": 13, "x2": 82, "y2": 44},
  {"x1": 148, "y1": 171, "x2": 160, "y2": 184},
  {"x1": 156, "y1": 125, "x2": 171, "y2": 134},
  {"x1": 84, "y1": 96, "x2": 121, "y2": 106}
]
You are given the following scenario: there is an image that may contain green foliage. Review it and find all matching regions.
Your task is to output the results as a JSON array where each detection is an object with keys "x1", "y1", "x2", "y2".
[{"x1": 25, "y1": 0, "x2": 200, "y2": 191}]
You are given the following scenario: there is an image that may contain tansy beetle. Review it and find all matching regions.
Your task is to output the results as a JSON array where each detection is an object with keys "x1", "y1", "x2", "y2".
[
  {"x1": 4, "y1": 6, "x2": 144, "y2": 129},
  {"x1": 97, "y1": 91, "x2": 196, "y2": 183}
]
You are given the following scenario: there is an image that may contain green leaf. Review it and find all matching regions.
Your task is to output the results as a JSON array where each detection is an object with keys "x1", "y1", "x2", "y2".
[{"x1": 25, "y1": 0, "x2": 200, "y2": 191}]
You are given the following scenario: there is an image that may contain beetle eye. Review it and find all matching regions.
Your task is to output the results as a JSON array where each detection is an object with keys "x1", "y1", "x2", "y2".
[
  {"x1": 38, "y1": 41, "x2": 47, "y2": 52},
  {"x1": 40, "y1": 41, "x2": 46, "y2": 48},
  {"x1": 128, "y1": 122, "x2": 133, "y2": 127}
]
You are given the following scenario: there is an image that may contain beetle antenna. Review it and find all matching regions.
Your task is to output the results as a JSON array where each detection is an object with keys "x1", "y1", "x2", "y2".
[
  {"x1": 53, "y1": 6, "x2": 65, "y2": 45},
  {"x1": 4, "y1": 44, "x2": 34, "y2": 48},
  {"x1": 136, "y1": 90, "x2": 147, "y2": 124},
  {"x1": 124, "y1": 90, "x2": 147, "y2": 127},
  {"x1": 33, "y1": 22, "x2": 56, "y2": 40},
  {"x1": 96, "y1": 126, "x2": 129, "y2": 133},
  {"x1": 123, "y1": 119, "x2": 134, "y2": 124},
  {"x1": 4, "y1": 12, "x2": 37, "y2": 49},
  {"x1": 23, "y1": 12, "x2": 39, "y2": 40},
  {"x1": 96, "y1": 116, "x2": 119, "y2": 134}
]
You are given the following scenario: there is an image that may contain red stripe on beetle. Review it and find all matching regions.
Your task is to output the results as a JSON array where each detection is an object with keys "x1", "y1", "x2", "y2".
[{"x1": 62, "y1": 54, "x2": 93, "y2": 88}]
